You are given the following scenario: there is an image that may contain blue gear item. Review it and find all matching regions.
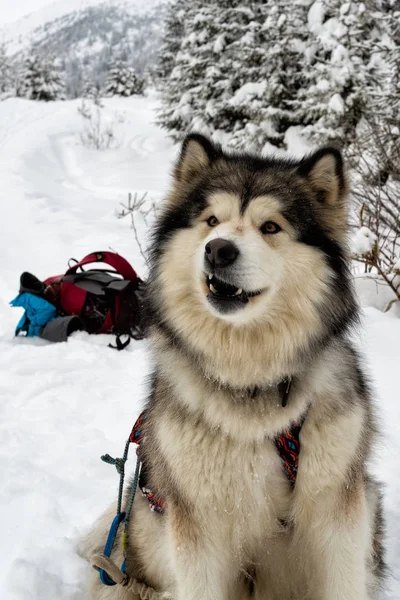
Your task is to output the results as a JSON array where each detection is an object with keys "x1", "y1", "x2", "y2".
[{"x1": 10, "y1": 292, "x2": 57, "y2": 337}]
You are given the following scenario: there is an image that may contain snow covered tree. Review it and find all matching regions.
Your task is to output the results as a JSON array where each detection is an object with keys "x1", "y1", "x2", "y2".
[
  {"x1": 364, "y1": 1, "x2": 400, "y2": 125},
  {"x1": 158, "y1": 1, "x2": 311, "y2": 149},
  {"x1": 104, "y1": 59, "x2": 144, "y2": 97},
  {"x1": 159, "y1": 0, "x2": 400, "y2": 153},
  {"x1": 296, "y1": 0, "x2": 396, "y2": 146},
  {"x1": 17, "y1": 53, "x2": 65, "y2": 101},
  {"x1": 159, "y1": 2, "x2": 264, "y2": 144},
  {"x1": 154, "y1": 0, "x2": 185, "y2": 82},
  {"x1": 225, "y1": 2, "x2": 310, "y2": 149},
  {"x1": 0, "y1": 44, "x2": 13, "y2": 100}
]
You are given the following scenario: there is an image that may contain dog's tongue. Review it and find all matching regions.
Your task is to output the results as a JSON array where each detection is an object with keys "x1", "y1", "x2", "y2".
[{"x1": 211, "y1": 276, "x2": 239, "y2": 296}]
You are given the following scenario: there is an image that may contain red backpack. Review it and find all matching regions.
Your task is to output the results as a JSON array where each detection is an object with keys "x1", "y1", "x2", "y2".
[{"x1": 43, "y1": 251, "x2": 145, "y2": 348}]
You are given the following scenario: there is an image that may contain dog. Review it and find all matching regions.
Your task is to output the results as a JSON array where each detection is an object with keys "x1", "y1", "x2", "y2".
[{"x1": 83, "y1": 134, "x2": 386, "y2": 600}]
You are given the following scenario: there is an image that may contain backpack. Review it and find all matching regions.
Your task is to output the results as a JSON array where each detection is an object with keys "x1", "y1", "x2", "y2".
[{"x1": 43, "y1": 251, "x2": 145, "y2": 349}]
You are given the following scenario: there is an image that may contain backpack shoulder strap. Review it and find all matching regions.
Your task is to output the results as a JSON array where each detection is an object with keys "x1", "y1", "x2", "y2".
[{"x1": 66, "y1": 252, "x2": 138, "y2": 281}]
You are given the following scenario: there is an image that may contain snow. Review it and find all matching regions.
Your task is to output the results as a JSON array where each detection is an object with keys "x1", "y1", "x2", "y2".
[
  {"x1": 307, "y1": 1, "x2": 325, "y2": 35},
  {"x1": 0, "y1": 94, "x2": 174, "y2": 599},
  {"x1": 277, "y1": 14, "x2": 287, "y2": 29},
  {"x1": 284, "y1": 125, "x2": 314, "y2": 156},
  {"x1": 213, "y1": 34, "x2": 225, "y2": 54},
  {"x1": 229, "y1": 82, "x2": 267, "y2": 107},
  {"x1": 0, "y1": 0, "x2": 59, "y2": 26},
  {"x1": 0, "y1": 0, "x2": 164, "y2": 31},
  {"x1": 354, "y1": 274, "x2": 399, "y2": 317},
  {"x1": 328, "y1": 92, "x2": 345, "y2": 114},
  {"x1": 0, "y1": 95, "x2": 399, "y2": 599},
  {"x1": 316, "y1": 78, "x2": 330, "y2": 92},
  {"x1": 353, "y1": 226, "x2": 377, "y2": 255},
  {"x1": 1, "y1": 0, "x2": 169, "y2": 56}
]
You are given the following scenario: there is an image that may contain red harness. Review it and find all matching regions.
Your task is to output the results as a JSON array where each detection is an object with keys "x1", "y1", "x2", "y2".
[{"x1": 130, "y1": 409, "x2": 303, "y2": 515}]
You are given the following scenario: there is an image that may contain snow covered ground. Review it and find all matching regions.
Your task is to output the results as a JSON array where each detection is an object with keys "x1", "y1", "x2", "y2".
[{"x1": 0, "y1": 95, "x2": 399, "y2": 599}]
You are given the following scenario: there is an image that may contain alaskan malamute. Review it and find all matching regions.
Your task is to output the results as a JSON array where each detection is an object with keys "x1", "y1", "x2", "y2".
[{"x1": 84, "y1": 134, "x2": 385, "y2": 599}]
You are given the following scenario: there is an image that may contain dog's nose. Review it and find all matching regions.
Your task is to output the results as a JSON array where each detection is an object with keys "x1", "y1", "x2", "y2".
[{"x1": 205, "y1": 239, "x2": 239, "y2": 268}]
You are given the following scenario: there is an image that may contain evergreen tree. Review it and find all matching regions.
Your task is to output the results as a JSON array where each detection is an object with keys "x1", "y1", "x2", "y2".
[
  {"x1": 154, "y1": 0, "x2": 186, "y2": 82},
  {"x1": 158, "y1": 1, "x2": 309, "y2": 149},
  {"x1": 158, "y1": 0, "x2": 398, "y2": 152},
  {"x1": 104, "y1": 59, "x2": 144, "y2": 96},
  {"x1": 0, "y1": 44, "x2": 13, "y2": 100},
  {"x1": 296, "y1": 0, "x2": 392, "y2": 146},
  {"x1": 226, "y1": 1, "x2": 309, "y2": 149},
  {"x1": 366, "y1": 1, "x2": 400, "y2": 123},
  {"x1": 17, "y1": 53, "x2": 65, "y2": 101}
]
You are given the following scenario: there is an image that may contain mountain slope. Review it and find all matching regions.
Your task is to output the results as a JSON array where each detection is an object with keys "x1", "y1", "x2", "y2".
[{"x1": 2, "y1": 0, "x2": 170, "y2": 97}]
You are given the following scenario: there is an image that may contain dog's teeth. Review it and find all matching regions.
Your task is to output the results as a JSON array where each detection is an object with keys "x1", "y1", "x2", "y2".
[
  {"x1": 208, "y1": 274, "x2": 213, "y2": 280},
  {"x1": 210, "y1": 284, "x2": 218, "y2": 294},
  {"x1": 234, "y1": 288, "x2": 243, "y2": 296}
]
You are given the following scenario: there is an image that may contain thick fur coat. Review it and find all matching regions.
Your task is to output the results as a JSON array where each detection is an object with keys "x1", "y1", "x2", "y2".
[{"x1": 83, "y1": 135, "x2": 385, "y2": 600}]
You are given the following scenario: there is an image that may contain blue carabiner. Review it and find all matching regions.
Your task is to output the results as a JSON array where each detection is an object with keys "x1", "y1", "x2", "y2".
[{"x1": 99, "y1": 512, "x2": 126, "y2": 585}]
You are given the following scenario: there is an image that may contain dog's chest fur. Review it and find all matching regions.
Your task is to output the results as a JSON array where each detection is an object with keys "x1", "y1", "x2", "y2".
[{"x1": 151, "y1": 382, "x2": 298, "y2": 550}]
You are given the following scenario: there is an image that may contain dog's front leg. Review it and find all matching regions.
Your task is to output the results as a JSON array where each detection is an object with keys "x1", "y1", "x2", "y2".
[
  {"x1": 167, "y1": 503, "x2": 234, "y2": 600},
  {"x1": 292, "y1": 484, "x2": 370, "y2": 599},
  {"x1": 292, "y1": 409, "x2": 372, "y2": 600}
]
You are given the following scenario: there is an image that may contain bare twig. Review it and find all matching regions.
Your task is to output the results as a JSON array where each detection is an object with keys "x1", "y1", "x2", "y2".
[
  {"x1": 77, "y1": 100, "x2": 122, "y2": 150},
  {"x1": 384, "y1": 298, "x2": 400, "y2": 313},
  {"x1": 117, "y1": 192, "x2": 159, "y2": 264},
  {"x1": 352, "y1": 256, "x2": 400, "y2": 301},
  {"x1": 348, "y1": 112, "x2": 400, "y2": 304}
]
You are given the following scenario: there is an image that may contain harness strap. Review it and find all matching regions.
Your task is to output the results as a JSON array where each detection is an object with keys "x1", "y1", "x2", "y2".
[
  {"x1": 129, "y1": 395, "x2": 304, "y2": 513},
  {"x1": 130, "y1": 411, "x2": 166, "y2": 514},
  {"x1": 274, "y1": 419, "x2": 303, "y2": 486}
]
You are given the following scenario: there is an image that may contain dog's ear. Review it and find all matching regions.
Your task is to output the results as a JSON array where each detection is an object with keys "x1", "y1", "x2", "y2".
[
  {"x1": 174, "y1": 133, "x2": 220, "y2": 183},
  {"x1": 297, "y1": 147, "x2": 348, "y2": 206}
]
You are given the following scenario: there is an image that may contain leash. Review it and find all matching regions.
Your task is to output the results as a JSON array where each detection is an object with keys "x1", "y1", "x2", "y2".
[
  {"x1": 90, "y1": 554, "x2": 172, "y2": 599},
  {"x1": 92, "y1": 412, "x2": 169, "y2": 597},
  {"x1": 94, "y1": 436, "x2": 141, "y2": 586}
]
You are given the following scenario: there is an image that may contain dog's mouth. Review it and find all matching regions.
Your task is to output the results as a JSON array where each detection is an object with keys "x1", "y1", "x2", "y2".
[{"x1": 205, "y1": 273, "x2": 263, "y2": 312}]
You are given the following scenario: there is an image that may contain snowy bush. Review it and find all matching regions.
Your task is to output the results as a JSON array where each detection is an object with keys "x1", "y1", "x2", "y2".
[
  {"x1": 347, "y1": 79, "x2": 400, "y2": 310},
  {"x1": 352, "y1": 174, "x2": 400, "y2": 310},
  {"x1": 77, "y1": 100, "x2": 123, "y2": 150},
  {"x1": 17, "y1": 53, "x2": 65, "y2": 101},
  {"x1": 104, "y1": 59, "x2": 144, "y2": 97},
  {"x1": 82, "y1": 76, "x2": 102, "y2": 104},
  {"x1": 352, "y1": 224, "x2": 400, "y2": 311}
]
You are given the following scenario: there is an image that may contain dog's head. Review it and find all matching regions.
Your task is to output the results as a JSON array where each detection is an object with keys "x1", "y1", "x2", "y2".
[{"x1": 148, "y1": 134, "x2": 357, "y2": 386}]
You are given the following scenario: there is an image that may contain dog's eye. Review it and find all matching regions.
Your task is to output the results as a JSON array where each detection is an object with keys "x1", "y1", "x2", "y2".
[
  {"x1": 207, "y1": 216, "x2": 219, "y2": 227},
  {"x1": 260, "y1": 221, "x2": 281, "y2": 235}
]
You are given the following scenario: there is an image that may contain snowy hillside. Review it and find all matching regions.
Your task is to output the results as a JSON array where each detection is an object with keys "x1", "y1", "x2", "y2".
[
  {"x1": 0, "y1": 96, "x2": 399, "y2": 599},
  {"x1": 1, "y1": 0, "x2": 167, "y2": 46},
  {"x1": 1, "y1": 0, "x2": 170, "y2": 96}
]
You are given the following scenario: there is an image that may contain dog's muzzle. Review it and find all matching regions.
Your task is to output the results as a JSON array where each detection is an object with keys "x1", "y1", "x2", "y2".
[{"x1": 203, "y1": 239, "x2": 263, "y2": 314}]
